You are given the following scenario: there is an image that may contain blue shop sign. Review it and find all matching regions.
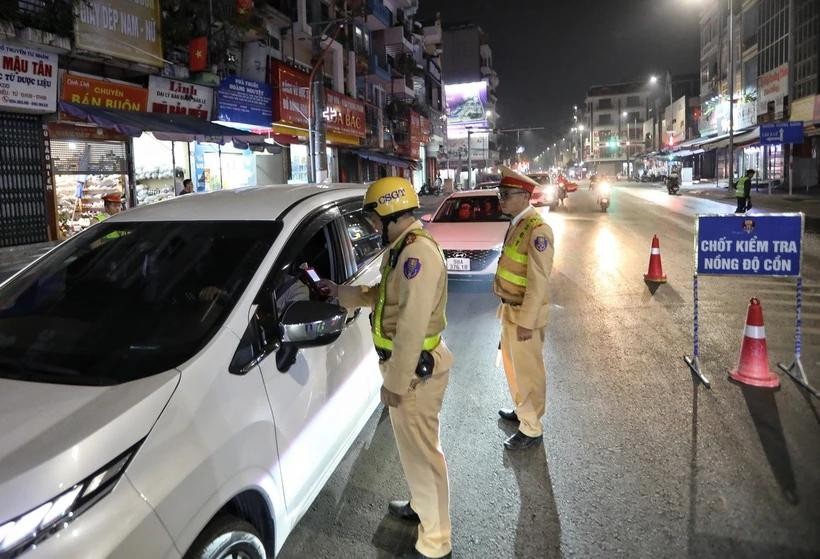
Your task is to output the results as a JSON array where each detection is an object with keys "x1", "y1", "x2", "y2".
[
  {"x1": 696, "y1": 214, "x2": 803, "y2": 277},
  {"x1": 216, "y1": 76, "x2": 273, "y2": 130},
  {"x1": 759, "y1": 122, "x2": 804, "y2": 145}
]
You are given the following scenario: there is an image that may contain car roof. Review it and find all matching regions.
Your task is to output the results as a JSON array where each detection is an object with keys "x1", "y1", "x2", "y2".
[
  {"x1": 111, "y1": 183, "x2": 368, "y2": 222},
  {"x1": 446, "y1": 189, "x2": 498, "y2": 199}
]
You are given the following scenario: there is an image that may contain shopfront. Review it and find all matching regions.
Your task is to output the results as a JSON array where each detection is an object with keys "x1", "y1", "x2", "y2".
[
  {"x1": 269, "y1": 59, "x2": 365, "y2": 183},
  {"x1": 213, "y1": 75, "x2": 285, "y2": 185},
  {"x1": 0, "y1": 42, "x2": 58, "y2": 246},
  {"x1": 49, "y1": 123, "x2": 130, "y2": 238}
]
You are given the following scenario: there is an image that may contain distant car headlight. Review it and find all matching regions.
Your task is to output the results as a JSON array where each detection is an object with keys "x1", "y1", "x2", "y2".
[{"x1": 0, "y1": 442, "x2": 141, "y2": 558}]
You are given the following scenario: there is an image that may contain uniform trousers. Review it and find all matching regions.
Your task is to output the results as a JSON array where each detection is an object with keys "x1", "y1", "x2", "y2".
[{"x1": 500, "y1": 314, "x2": 547, "y2": 438}]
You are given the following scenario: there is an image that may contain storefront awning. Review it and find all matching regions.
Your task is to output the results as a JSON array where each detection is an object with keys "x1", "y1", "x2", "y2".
[
  {"x1": 59, "y1": 101, "x2": 265, "y2": 144},
  {"x1": 356, "y1": 150, "x2": 415, "y2": 169}
]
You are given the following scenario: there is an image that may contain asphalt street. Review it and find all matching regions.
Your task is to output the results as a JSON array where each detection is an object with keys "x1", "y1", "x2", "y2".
[{"x1": 278, "y1": 182, "x2": 820, "y2": 558}]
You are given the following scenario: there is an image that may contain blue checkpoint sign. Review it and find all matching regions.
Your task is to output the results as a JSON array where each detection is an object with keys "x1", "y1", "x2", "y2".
[
  {"x1": 759, "y1": 122, "x2": 804, "y2": 145},
  {"x1": 695, "y1": 214, "x2": 803, "y2": 277}
]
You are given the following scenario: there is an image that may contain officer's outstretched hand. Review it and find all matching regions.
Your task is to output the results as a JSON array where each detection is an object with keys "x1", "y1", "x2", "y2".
[
  {"x1": 316, "y1": 279, "x2": 338, "y2": 298},
  {"x1": 380, "y1": 385, "x2": 402, "y2": 407}
]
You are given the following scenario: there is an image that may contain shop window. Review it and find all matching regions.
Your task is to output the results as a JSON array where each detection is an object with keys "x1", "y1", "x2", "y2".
[
  {"x1": 289, "y1": 144, "x2": 309, "y2": 183},
  {"x1": 342, "y1": 210, "x2": 382, "y2": 269},
  {"x1": 51, "y1": 138, "x2": 129, "y2": 238}
]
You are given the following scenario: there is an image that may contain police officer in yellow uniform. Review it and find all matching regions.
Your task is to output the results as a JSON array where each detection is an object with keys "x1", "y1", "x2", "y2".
[
  {"x1": 494, "y1": 167, "x2": 555, "y2": 450},
  {"x1": 94, "y1": 192, "x2": 123, "y2": 222},
  {"x1": 318, "y1": 177, "x2": 453, "y2": 559}
]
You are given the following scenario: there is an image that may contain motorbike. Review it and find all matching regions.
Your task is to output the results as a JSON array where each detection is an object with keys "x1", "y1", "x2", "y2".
[
  {"x1": 596, "y1": 181, "x2": 611, "y2": 212},
  {"x1": 666, "y1": 175, "x2": 680, "y2": 195}
]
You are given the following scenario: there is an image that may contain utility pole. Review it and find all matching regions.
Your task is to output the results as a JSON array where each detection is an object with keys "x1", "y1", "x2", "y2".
[
  {"x1": 310, "y1": 27, "x2": 328, "y2": 183},
  {"x1": 466, "y1": 128, "x2": 472, "y2": 189}
]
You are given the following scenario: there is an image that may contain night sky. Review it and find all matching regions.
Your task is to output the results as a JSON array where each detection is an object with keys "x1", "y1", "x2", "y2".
[{"x1": 418, "y1": 0, "x2": 701, "y2": 152}]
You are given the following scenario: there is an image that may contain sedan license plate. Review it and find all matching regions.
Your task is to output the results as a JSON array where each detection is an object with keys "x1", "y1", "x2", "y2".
[{"x1": 446, "y1": 257, "x2": 471, "y2": 271}]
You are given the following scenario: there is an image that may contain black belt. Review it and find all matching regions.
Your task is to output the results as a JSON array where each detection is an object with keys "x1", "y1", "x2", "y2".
[{"x1": 375, "y1": 348, "x2": 435, "y2": 379}]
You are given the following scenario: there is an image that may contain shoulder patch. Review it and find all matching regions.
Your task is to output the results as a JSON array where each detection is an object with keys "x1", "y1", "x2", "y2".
[
  {"x1": 404, "y1": 233, "x2": 417, "y2": 245},
  {"x1": 534, "y1": 236, "x2": 549, "y2": 252},
  {"x1": 403, "y1": 257, "x2": 422, "y2": 279}
]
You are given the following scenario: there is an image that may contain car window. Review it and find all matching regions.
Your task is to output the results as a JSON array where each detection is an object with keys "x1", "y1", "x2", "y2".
[
  {"x1": 342, "y1": 210, "x2": 382, "y2": 270},
  {"x1": 434, "y1": 196, "x2": 507, "y2": 223},
  {"x1": 0, "y1": 220, "x2": 280, "y2": 385}
]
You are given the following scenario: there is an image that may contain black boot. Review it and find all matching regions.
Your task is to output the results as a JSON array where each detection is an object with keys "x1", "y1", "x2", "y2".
[
  {"x1": 498, "y1": 408, "x2": 519, "y2": 422},
  {"x1": 388, "y1": 500, "x2": 420, "y2": 522},
  {"x1": 504, "y1": 430, "x2": 543, "y2": 450}
]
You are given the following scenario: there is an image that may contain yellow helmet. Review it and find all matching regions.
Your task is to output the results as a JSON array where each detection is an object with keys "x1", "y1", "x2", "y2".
[{"x1": 364, "y1": 177, "x2": 419, "y2": 218}]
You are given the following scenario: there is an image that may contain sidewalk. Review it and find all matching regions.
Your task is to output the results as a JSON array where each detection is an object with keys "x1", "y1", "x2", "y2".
[{"x1": 680, "y1": 179, "x2": 820, "y2": 219}]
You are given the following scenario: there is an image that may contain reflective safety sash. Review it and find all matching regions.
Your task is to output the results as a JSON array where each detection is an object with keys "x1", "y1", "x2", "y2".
[
  {"x1": 372, "y1": 229, "x2": 445, "y2": 353},
  {"x1": 497, "y1": 216, "x2": 543, "y2": 286}
]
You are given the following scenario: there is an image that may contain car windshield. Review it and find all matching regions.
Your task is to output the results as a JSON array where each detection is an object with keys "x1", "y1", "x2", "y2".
[
  {"x1": 527, "y1": 174, "x2": 549, "y2": 184},
  {"x1": 0, "y1": 220, "x2": 280, "y2": 386},
  {"x1": 434, "y1": 196, "x2": 507, "y2": 222}
]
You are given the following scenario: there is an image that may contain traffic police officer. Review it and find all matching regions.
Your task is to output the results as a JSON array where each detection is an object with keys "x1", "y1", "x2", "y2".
[
  {"x1": 319, "y1": 177, "x2": 453, "y2": 559},
  {"x1": 494, "y1": 167, "x2": 555, "y2": 450},
  {"x1": 95, "y1": 192, "x2": 123, "y2": 222}
]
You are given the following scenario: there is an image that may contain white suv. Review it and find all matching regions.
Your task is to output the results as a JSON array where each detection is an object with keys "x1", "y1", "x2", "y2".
[{"x1": 0, "y1": 185, "x2": 385, "y2": 558}]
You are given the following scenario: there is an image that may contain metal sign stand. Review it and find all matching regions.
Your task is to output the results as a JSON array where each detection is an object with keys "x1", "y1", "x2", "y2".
[
  {"x1": 778, "y1": 276, "x2": 819, "y2": 398},
  {"x1": 684, "y1": 273, "x2": 711, "y2": 388}
]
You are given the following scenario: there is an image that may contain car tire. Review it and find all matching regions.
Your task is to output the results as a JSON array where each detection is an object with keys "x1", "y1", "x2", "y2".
[{"x1": 184, "y1": 515, "x2": 266, "y2": 559}]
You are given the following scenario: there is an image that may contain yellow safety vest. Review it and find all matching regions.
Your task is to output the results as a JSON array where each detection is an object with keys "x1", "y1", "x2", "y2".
[
  {"x1": 372, "y1": 229, "x2": 445, "y2": 353},
  {"x1": 495, "y1": 216, "x2": 543, "y2": 288}
]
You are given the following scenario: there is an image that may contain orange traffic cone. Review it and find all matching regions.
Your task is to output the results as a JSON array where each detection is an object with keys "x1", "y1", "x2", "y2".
[
  {"x1": 729, "y1": 298, "x2": 780, "y2": 388},
  {"x1": 644, "y1": 235, "x2": 667, "y2": 283}
]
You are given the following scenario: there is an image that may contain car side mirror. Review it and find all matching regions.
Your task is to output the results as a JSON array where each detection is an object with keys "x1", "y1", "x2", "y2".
[
  {"x1": 280, "y1": 300, "x2": 347, "y2": 348},
  {"x1": 421, "y1": 214, "x2": 433, "y2": 223}
]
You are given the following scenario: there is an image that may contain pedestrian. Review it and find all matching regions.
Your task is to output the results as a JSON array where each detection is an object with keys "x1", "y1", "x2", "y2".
[
  {"x1": 95, "y1": 192, "x2": 123, "y2": 222},
  {"x1": 494, "y1": 166, "x2": 555, "y2": 450},
  {"x1": 179, "y1": 178, "x2": 194, "y2": 195},
  {"x1": 735, "y1": 169, "x2": 755, "y2": 213},
  {"x1": 318, "y1": 177, "x2": 453, "y2": 559}
]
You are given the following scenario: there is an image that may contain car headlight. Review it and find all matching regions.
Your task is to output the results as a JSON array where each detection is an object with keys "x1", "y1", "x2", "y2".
[{"x1": 0, "y1": 442, "x2": 141, "y2": 558}]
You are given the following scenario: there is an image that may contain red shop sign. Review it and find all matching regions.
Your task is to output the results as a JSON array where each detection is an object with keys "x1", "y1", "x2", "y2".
[
  {"x1": 325, "y1": 90, "x2": 365, "y2": 138},
  {"x1": 270, "y1": 59, "x2": 309, "y2": 128}
]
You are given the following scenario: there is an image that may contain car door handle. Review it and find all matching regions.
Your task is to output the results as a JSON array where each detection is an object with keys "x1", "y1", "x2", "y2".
[{"x1": 346, "y1": 308, "x2": 361, "y2": 325}]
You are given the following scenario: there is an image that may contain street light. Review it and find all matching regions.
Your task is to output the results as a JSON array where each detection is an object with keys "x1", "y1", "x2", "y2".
[{"x1": 649, "y1": 75, "x2": 658, "y2": 85}]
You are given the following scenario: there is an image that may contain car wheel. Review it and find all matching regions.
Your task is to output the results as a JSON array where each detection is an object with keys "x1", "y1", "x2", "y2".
[{"x1": 185, "y1": 515, "x2": 266, "y2": 559}]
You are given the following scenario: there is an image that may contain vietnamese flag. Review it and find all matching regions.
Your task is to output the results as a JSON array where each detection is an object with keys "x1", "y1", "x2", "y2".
[{"x1": 189, "y1": 36, "x2": 208, "y2": 72}]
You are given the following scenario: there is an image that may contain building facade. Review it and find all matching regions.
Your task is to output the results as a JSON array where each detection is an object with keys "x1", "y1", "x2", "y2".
[
  {"x1": 440, "y1": 23, "x2": 500, "y2": 186},
  {"x1": 0, "y1": 0, "x2": 449, "y2": 253},
  {"x1": 584, "y1": 82, "x2": 650, "y2": 176},
  {"x1": 697, "y1": 0, "x2": 819, "y2": 187}
]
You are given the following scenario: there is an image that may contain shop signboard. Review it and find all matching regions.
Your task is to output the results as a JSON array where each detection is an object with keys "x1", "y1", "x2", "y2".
[
  {"x1": 216, "y1": 76, "x2": 273, "y2": 130},
  {"x1": 445, "y1": 81, "x2": 488, "y2": 136},
  {"x1": 75, "y1": 0, "x2": 163, "y2": 67},
  {"x1": 148, "y1": 75, "x2": 213, "y2": 120},
  {"x1": 270, "y1": 59, "x2": 309, "y2": 128},
  {"x1": 61, "y1": 72, "x2": 149, "y2": 112},
  {"x1": 789, "y1": 94, "x2": 820, "y2": 123},
  {"x1": 699, "y1": 96, "x2": 756, "y2": 137},
  {"x1": 325, "y1": 90, "x2": 365, "y2": 138},
  {"x1": 757, "y1": 63, "x2": 789, "y2": 116},
  {"x1": 760, "y1": 122, "x2": 804, "y2": 145},
  {"x1": 696, "y1": 214, "x2": 802, "y2": 277},
  {"x1": 0, "y1": 42, "x2": 58, "y2": 113}
]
